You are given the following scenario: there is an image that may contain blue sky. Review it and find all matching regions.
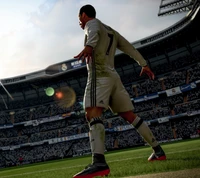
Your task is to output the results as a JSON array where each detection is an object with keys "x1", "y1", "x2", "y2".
[{"x1": 0, "y1": 0, "x2": 186, "y2": 79}]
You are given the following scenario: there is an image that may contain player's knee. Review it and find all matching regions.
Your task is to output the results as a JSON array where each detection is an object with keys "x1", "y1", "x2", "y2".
[
  {"x1": 85, "y1": 111, "x2": 95, "y2": 122},
  {"x1": 85, "y1": 107, "x2": 104, "y2": 122},
  {"x1": 119, "y1": 111, "x2": 137, "y2": 124}
]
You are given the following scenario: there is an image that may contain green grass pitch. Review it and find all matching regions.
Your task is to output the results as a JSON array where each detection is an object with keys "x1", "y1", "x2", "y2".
[{"x1": 0, "y1": 138, "x2": 200, "y2": 178}]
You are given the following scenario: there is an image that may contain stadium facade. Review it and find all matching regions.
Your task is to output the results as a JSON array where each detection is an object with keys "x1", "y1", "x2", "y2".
[{"x1": 0, "y1": 0, "x2": 199, "y2": 167}]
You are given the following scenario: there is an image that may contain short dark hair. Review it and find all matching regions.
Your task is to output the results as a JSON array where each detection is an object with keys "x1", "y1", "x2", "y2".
[{"x1": 79, "y1": 4, "x2": 96, "y2": 18}]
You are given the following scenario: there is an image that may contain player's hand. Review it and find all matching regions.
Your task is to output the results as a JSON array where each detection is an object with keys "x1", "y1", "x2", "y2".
[
  {"x1": 140, "y1": 66, "x2": 155, "y2": 80},
  {"x1": 74, "y1": 46, "x2": 93, "y2": 64}
]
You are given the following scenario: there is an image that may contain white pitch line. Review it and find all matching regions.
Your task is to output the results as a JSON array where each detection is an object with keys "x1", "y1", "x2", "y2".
[{"x1": 0, "y1": 148, "x2": 199, "y2": 178}]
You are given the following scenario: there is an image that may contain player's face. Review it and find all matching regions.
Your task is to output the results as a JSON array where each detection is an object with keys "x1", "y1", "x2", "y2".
[{"x1": 78, "y1": 13, "x2": 85, "y2": 30}]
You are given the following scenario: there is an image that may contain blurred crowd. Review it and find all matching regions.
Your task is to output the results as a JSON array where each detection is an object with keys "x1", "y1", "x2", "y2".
[{"x1": 0, "y1": 56, "x2": 200, "y2": 168}]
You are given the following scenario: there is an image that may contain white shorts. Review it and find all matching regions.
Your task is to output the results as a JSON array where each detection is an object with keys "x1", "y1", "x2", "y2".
[{"x1": 83, "y1": 73, "x2": 134, "y2": 113}]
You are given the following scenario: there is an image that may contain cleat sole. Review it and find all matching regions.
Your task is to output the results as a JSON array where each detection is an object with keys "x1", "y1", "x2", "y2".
[
  {"x1": 148, "y1": 155, "x2": 166, "y2": 161},
  {"x1": 73, "y1": 169, "x2": 110, "y2": 178}
]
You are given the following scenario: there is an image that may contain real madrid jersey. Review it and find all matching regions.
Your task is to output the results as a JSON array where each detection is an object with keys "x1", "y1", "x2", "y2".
[{"x1": 84, "y1": 18, "x2": 147, "y2": 78}]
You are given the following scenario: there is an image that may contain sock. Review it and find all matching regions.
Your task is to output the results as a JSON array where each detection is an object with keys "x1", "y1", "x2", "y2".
[
  {"x1": 153, "y1": 145, "x2": 165, "y2": 154},
  {"x1": 132, "y1": 116, "x2": 159, "y2": 147},
  {"x1": 93, "y1": 153, "x2": 106, "y2": 163},
  {"x1": 89, "y1": 117, "x2": 105, "y2": 162}
]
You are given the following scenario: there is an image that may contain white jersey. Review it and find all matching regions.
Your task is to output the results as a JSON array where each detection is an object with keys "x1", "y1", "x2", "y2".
[{"x1": 84, "y1": 18, "x2": 147, "y2": 78}]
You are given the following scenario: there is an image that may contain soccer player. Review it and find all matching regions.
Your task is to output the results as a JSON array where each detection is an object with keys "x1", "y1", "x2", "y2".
[{"x1": 73, "y1": 4, "x2": 166, "y2": 178}]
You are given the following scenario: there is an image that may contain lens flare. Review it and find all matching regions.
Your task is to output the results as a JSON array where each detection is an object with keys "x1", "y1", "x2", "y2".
[{"x1": 45, "y1": 87, "x2": 55, "y2": 96}]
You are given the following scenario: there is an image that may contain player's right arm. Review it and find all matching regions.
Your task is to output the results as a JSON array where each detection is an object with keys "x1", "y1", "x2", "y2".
[
  {"x1": 84, "y1": 19, "x2": 100, "y2": 48},
  {"x1": 74, "y1": 19, "x2": 100, "y2": 63}
]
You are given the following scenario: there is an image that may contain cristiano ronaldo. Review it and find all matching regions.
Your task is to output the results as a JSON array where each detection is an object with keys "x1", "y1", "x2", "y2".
[{"x1": 73, "y1": 4, "x2": 166, "y2": 178}]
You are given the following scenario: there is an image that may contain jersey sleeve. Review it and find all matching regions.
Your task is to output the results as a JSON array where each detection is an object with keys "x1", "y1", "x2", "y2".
[
  {"x1": 84, "y1": 19, "x2": 100, "y2": 48},
  {"x1": 116, "y1": 33, "x2": 147, "y2": 67}
]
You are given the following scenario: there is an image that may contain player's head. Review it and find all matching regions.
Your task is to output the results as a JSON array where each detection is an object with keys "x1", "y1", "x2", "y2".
[
  {"x1": 79, "y1": 4, "x2": 96, "y2": 18},
  {"x1": 78, "y1": 4, "x2": 96, "y2": 29}
]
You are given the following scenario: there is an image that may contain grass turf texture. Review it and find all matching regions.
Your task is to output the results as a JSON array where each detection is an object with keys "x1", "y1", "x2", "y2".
[{"x1": 0, "y1": 138, "x2": 199, "y2": 178}]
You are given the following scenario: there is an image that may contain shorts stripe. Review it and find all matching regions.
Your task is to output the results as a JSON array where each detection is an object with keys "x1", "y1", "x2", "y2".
[{"x1": 90, "y1": 51, "x2": 96, "y2": 107}]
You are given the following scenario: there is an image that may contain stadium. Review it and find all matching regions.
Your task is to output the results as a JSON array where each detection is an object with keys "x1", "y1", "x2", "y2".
[{"x1": 0, "y1": 0, "x2": 200, "y2": 177}]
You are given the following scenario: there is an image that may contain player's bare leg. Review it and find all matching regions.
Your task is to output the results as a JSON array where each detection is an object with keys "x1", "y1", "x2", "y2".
[
  {"x1": 119, "y1": 111, "x2": 166, "y2": 161},
  {"x1": 73, "y1": 107, "x2": 110, "y2": 178}
]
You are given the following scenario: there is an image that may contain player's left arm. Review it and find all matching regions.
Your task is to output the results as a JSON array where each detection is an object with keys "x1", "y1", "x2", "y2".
[{"x1": 117, "y1": 33, "x2": 154, "y2": 80}]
